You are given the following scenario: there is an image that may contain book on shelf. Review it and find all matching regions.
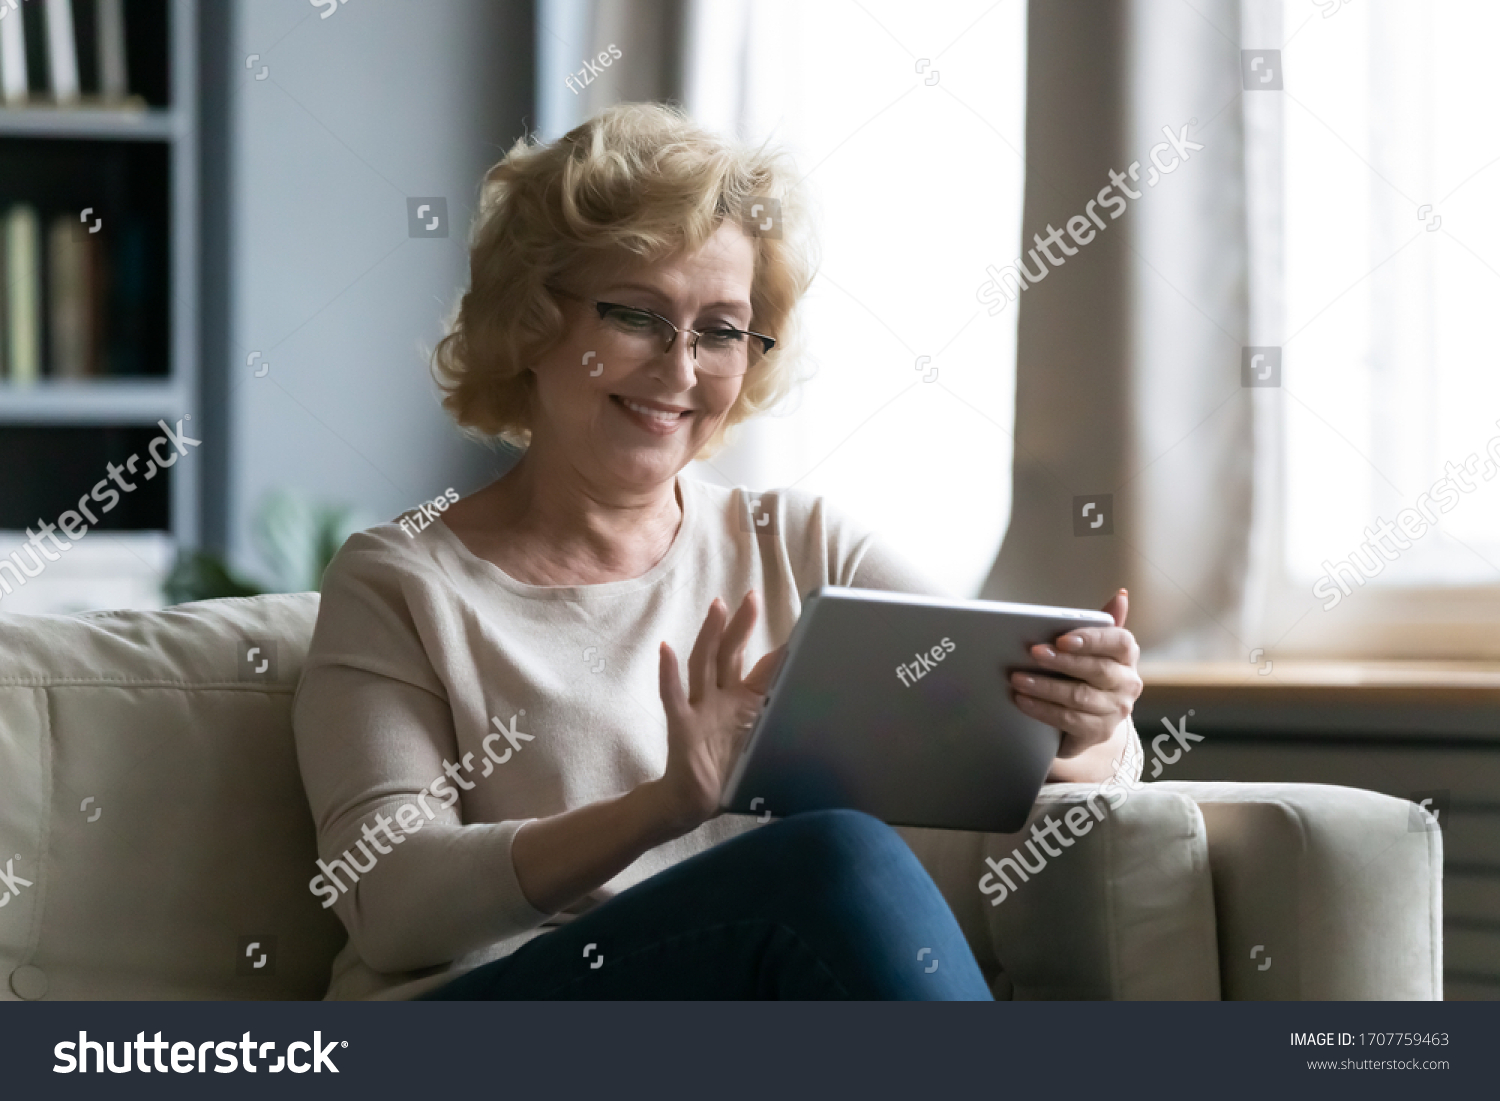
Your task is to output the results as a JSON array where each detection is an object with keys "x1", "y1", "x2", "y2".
[
  {"x1": 3, "y1": 203, "x2": 42, "y2": 385},
  {"x1": 4, "y1": 203, "x2": 161, "y2": 383},
  {"x1": 0, "y1": 0, "x2": 128, "y2": 106},
  {"x1": 95, "y1": 0, "x2": 125, "y2": 101},
  {"x1": 105, "y1": 217, "x2": 149, "y2": 376},
  {"x1": 0, "y1": 0, "x2": 26, "y2": 104},
  {"x1": 71, "y1": 0, "x2": 97, "y2": 94},
  {"x1": 47, "y1": 212, "x2": 99, "y2": 377},
  {"x1": 20, "y1": 0, "x2": 47, "y2": 99},
  {"x1": 44, "y1": 0, "x2": 79, "y2": 103}
]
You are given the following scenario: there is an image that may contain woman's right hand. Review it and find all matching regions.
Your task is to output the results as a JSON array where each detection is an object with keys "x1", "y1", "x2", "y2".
[{"x1": 651, "y1": 591, "x2": 784, "y2": 837}]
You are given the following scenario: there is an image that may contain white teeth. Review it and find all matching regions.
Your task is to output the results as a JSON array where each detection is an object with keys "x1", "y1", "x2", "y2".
[{"x1": 620, "y1": 398, "x2": 684, "y2": 423}]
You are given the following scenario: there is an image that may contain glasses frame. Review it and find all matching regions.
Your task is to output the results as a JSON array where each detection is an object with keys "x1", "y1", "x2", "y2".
[{"x1": 548, "y1": 285, "x2": 776, "y2": 376}]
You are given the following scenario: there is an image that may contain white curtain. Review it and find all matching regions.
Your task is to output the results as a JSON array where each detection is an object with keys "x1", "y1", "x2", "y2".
[{"x1": 981, "y1": 0, "x2": 1258, "y2": 656}]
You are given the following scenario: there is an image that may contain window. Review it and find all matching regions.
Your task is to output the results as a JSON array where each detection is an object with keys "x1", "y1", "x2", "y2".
[{"x1": 1269, "y1": 0, "x2": 1500, "y2": 655}]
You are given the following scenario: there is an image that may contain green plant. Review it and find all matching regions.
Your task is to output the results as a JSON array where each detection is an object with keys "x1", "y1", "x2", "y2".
[
  {"x1": 162, "y1": 489, "x2": 373, "y2": 605},
  {"x1": 162, "y1": 550, "x2": 264, "y2": 605}
]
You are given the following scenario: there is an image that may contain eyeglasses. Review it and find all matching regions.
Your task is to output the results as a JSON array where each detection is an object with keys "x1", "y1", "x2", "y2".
[{"x1": 548, "y1": 285, "x2": 776, "y2": 378}]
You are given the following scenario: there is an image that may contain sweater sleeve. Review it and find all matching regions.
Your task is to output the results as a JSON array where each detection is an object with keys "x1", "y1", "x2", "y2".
[
  {"x1": 292, "y1": 540, "x2": 553, "y2": 974},
  {"x1": 827, "y1": 502, "x2": 955, "y2": 597},
  {"x1": 846, "y1": 535, "x2": 953, "y2": 597}
]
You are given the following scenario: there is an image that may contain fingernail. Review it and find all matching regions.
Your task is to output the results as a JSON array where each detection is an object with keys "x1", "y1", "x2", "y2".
[
  {"x1": 1038, "y1": 645, "x2": 1057, "y2": 659},
  {"x1": 1014, "y1": 674, "x2": 1035, "y2": 688}
]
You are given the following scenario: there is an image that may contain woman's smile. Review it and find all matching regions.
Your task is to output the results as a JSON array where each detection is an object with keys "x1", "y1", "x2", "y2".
[{"x1": 610, "y1": 393, "x2": 694, "y2": 435}]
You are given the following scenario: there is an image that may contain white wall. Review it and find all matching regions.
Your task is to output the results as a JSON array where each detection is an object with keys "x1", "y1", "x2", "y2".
[{"x1": 227, "y1": 0, "x2": 532, "y2": 581}]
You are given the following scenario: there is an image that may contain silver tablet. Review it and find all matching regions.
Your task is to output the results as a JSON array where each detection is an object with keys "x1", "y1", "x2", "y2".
[{"x1": 719, "y1": 586, "x2": 1115, "y2": 833}]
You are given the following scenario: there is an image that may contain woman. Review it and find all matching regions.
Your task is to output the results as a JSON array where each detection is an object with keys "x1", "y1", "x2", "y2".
[{"x1": 292, "y1": 103, "x2": 1144, "y2": 1001}]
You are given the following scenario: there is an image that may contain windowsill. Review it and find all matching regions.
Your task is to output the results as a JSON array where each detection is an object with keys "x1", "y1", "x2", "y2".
[
  {"x1": 1142, "y1": 660, "x2": 1500, "y2": 690},
  {"x1": 1137, "y1": 661, "x2": 1500, "y2": 743}
]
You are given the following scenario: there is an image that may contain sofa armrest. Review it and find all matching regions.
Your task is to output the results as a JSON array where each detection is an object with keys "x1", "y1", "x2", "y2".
[
  {"x1": 968, "y1": 785, "x2": 1221, "y2": 999},
  {"x1": 1155, "y1": 782, "x2": 1444, "y2": 1001}
]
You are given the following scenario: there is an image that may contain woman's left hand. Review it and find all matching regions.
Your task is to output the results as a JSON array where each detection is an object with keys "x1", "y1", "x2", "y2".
[{"x1": 1008, "y1": 589, "x2": 1142, "y2": 759}]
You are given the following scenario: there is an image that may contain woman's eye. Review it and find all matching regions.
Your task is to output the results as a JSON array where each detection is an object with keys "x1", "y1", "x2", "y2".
[
  {"x1": 700, "y1": 329, "x2": 745, "y2": 348},
  {"x1": 609, "y1": 309, "x2": 657, "y2": 330}
]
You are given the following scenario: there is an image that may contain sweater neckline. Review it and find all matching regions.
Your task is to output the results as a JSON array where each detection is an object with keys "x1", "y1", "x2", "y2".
[{"x1": 431, "y1": 475, "x2": 695, "y2": 601}]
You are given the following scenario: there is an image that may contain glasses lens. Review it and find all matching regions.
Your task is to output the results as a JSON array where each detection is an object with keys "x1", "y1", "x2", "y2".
[
  {"x1": 600, "y1": 305, "x2": 761, "y2": 377},
  {"x1": 602, "y1": 306, "x2": 661, "y2": 337},
  {"x1": 601, "y1": 306, "x2": 667, "y2": 355},
  {"x1": 695, "y1": 329, "x2": 750, "y2": 376}
]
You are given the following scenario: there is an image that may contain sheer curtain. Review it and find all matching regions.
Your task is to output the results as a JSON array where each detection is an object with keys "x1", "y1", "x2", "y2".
[
  {"x1": 982, "y1": 0, "x2": 1257, "y2": 656},
  {"x1": 537, "y1": 0, "x2": 1029, "y2": 598}
]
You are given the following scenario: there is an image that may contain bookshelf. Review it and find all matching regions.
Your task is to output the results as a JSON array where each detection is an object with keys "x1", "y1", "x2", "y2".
[
  {"x1": 0, "y1": 0, "x2": 198, "y2": 610},
  {"x1": 0, "y1": 105, "x2": 176, "y2": 139}
]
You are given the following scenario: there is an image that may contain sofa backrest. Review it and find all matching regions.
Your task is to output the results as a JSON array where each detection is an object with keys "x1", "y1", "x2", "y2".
[{"x1": 0, "y1": 593, "x2": 345, "y2": 1000}]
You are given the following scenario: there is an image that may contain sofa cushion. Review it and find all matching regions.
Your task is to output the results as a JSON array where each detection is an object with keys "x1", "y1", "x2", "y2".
[
  {"x1": 981, "y1": 784, "x2": 1222, "y2": 999},
  {"x1": 0, "y1": 594, "x2": 345, "y2": 1000},
  {"x1": 1157, "y1": 782, "x2": 1444, "y2": 1000}
]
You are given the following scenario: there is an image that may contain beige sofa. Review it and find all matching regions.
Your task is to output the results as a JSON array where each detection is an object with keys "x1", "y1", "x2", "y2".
[{"x1": 0, "y1": 594, "x2": 1443, "y2": 1000}]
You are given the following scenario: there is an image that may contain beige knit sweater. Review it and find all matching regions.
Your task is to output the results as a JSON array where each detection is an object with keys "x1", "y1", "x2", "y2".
[{"x1": 293, "y1": 475, "x2": 1136, "y2": 1000}]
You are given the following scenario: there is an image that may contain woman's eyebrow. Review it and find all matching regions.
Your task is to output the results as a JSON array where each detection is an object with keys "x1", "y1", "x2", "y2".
[{"x1": 605, "y1": 283, "x2": 752, "y2": 316}]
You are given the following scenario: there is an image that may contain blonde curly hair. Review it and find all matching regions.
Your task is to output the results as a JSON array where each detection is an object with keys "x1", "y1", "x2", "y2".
[{"x1": 431, "y1": 102, "x2": 818, "y2": 457}]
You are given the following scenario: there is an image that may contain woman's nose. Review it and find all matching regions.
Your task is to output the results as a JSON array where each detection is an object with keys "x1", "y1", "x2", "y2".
[{"x1": 653, "y1": 329, "x2": 699, "y2": 387}]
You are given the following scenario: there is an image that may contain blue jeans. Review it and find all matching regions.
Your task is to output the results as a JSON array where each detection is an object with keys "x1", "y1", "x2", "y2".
[{"x1": 421, "y1": 809, "x2": 993, "y2": 1000}]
